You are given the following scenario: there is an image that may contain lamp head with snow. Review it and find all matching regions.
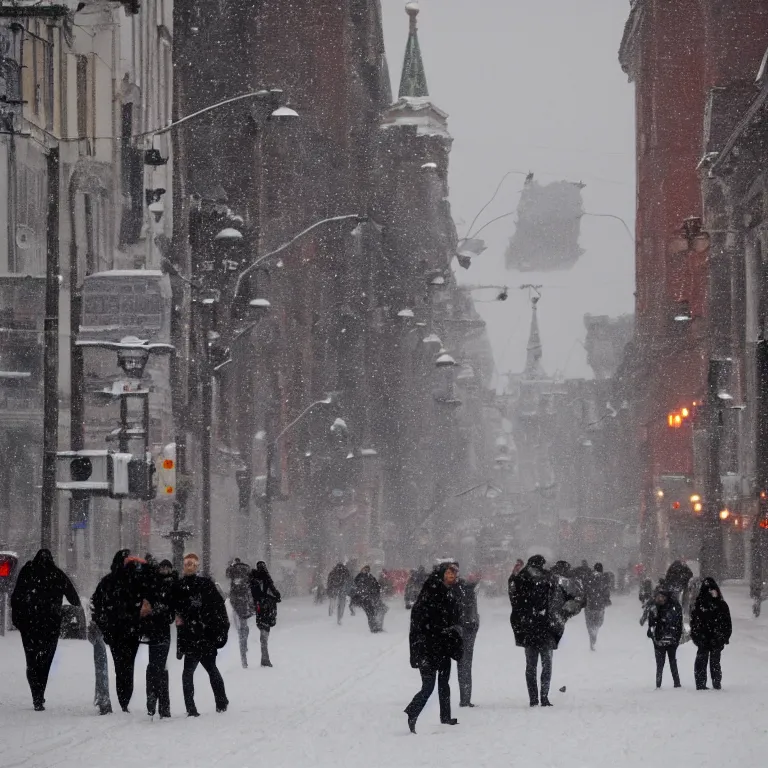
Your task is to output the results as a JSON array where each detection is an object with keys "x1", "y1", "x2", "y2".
[
  {"x1": 270, "y1": 105, "x2": 299, "y2": 120},
  {"x1": 248, "y1": 298, "x2": 271, "y2": 317},
  {"x1": 215, "y1": 227, "x2": 243, "y2": 242},
  {"x1": 435, "y1": 352, "x2": 457, "y2": 368},
  {"x1": 397, "y1": 308, "x2": 415, "y2": 319}
]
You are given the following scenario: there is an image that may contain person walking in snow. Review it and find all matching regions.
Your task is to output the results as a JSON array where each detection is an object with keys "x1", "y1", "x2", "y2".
[
  {"x1": 142, "y1": 559, "x2": 177, "y2": 718},
  {"x1": 327, "y1": 562, "x2": 352, "y2": 624},
  {"x1": 454, "y1": 567, "x2": 480, "y2": 708},
  {"x1": 91, "y1": 551, "x2": 153, "y2": 712},
  {"x1": 643, "y1": 585, "x2": 683, "y2": 689},
  {"x1": 353, "y1": 565, "x2": 387, "y2": 632},
  {"x1": 249, "y1": 561, "x2": 281, "y2": 667},
  {"x1": 509, "y1": 555, "x2": 582, "y2": 707},
  {"x1": 11, "y1": 549, "x2": 81, "y2": 711},
  {"x1": 226, "y1": 558, "x2": 254, "y2": 668},
  {"x1": 405, "y1": 562, "x2": 463, "y2": 732},
  {"x1": 584, "y1": 563, "x2": 612, "y2": 651},
  {"x1": 174, "y1": 553, "x2": 230, "y2": 716},
  {"x1": 690, "y1": 577, "x2": 732, "y2": 690}
]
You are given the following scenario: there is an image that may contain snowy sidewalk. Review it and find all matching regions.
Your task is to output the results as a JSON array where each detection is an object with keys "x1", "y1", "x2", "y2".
[{"x1": 1, "y1": 586, "x2": 767, "y2": 768}]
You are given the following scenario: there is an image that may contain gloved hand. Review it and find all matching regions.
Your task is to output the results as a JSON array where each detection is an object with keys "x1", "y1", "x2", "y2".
[{"x1": 647, "y1": 628, "x2": 653, "y2": 639}]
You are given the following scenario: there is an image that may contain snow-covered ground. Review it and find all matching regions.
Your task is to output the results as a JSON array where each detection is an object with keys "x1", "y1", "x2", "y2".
[{"x1": 2, "y1": 586, "x2": 767, "y2": 768}]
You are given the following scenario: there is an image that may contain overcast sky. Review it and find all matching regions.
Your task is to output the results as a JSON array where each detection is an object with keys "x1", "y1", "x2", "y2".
[{"x1": 380, "y1": 0, "x2": 635, "y2": 383}]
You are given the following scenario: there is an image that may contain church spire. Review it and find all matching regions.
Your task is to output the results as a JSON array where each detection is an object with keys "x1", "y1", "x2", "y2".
[
  {"x1": 399, "y1": 3, "x2": 429, "y2": 98},
  {"x1": 523, "y1": 296, "x2": 546, "y2": 379}
]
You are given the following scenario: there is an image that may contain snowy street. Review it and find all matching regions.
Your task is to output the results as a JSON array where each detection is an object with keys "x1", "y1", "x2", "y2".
[{"x1": 2, "y1": 587, "x2": 767, "y2": 768}]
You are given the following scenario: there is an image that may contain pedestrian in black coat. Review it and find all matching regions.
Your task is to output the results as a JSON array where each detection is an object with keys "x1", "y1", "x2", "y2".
[
  {"x1": 665, "y1": 559, "x2": 694, "y2": 608},
  {"x1": 142, "y1": 559, "x2": 177, "y2": 718},
  {"x1": 455, "y1": 569, "x2": 480, "y2": 708},
  {"x1": 92, "y1": 552, "x2": 154, "y2": 712},
  {"x1": 510, "y1": 555, "x2": 568, "y2": 707},
  {"x1": 226, "y1": 558, "x2": 253, "y2": 668},
  {"x1": 327, "y1": 562, "x2": 353, "y2": 623},
  {"x1": 249, "y1": 561, "x2": 281, "y2": 667},
  {"x1": 644, "y1": 586, "x2": 683, "y2": 688},
  {"x1": 174, "y1": 553, "x2": 229, "y2": 716},
  {"x1": 405, "y1": 562, "x2": 463, "y2": 732},
  {"x1": 353, "y1": 566, "x2": 387, "y2": 632},
  {"x1": 10, "y1": 549, "x2": 80, "y2": 711},
  {"x1": 691, "y1": 577, "x2": 732, "y2": 690},
  {"x1": 584, "y1": 563, "x2": 612, "y2": 651}
]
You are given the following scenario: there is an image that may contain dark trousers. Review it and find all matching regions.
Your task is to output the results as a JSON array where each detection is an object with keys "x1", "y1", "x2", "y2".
[
  {"x1": 21, "y1": 632, "x2": 59, "y2": 707},
  {"x1": 146, "y1": 640, "x2": 171, "y2": 716},
  {"x1": 91, "y1": 632, "x2": 111, "y2": 710},
  {"x1": 182, "y1": 652, "x2": 228, "y2": 714},
  {"x1": 405, "y1": 657, "x2": 452, "y2": 722},
  {"x1": 110, "y1": 639, "x2": 140, "y2": 711},
  {"x1": 525, "y1": 647, "x2": 552, "y2": 704},
  {"x1": 236, "y1": 615, "x2": 250, "y2": 666},
  {"x1": 694, "y1": 648, "x2": 722, "y2": 689},
  {"x1": 654, "y1": 645, "x2": 681, "y2": 687},
  {"x1": 458, "y1": 625, "x2": 478, "y2": 705}
]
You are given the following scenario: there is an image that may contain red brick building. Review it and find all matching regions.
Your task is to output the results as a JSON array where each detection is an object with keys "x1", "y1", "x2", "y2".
[{"x1": 619, "y1": 1, "x2": 768, "y2": 570}]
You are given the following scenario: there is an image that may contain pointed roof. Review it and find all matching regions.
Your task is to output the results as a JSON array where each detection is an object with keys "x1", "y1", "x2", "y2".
[
  {"x1": 399, "y1": 3, "x2": 429, "y2": 99},
  {"x1": 523, "y1": 296, "x2": 547, "y2": 380}
]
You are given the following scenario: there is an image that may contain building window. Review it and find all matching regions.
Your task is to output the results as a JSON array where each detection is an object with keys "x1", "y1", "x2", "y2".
[
  {"x1": 23, "y1": 22, "x2": 53, "y2": 128},
  {"x1": 76, "y1": 55, "x2": 88, "y2": 138}
]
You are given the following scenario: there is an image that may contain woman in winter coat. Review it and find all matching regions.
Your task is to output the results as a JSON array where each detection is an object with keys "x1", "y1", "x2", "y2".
[
  {"x1": 644, "y1": 586, "x2": 683, "y2": 688},
  {"x1": 11, "y1": 549, "x2": 81, "y2": 711},
  {"x1": 405, "y1": 562, "x2": 463, "y2": 732},
  {"x1": 249, "y1": 561, "x2": 281, "y2": 667},
  {"x1": 690, "y1": 577, "x2": 732, "y2": 690}
]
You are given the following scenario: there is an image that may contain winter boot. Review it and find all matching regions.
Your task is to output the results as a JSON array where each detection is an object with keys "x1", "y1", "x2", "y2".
[
  {"x1": 407, "y1": 714, "x2": 417, "y2": 734},
  {"x1": 441, "y1": 718, "x2": 459, "y2": 725},
  {"x1": 541, "y1": 697, "x2": 553, "y2": 707},
  {"x1": 98, "y1": 702, "x2": 113, "y2": 716}
]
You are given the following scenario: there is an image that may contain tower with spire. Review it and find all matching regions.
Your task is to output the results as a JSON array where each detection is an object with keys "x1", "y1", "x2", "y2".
[
  {"x1": 523, "y1": 296, "x2": 547, "y2": 380},
  {"x1": 381, "y1": 2, "x2": 450, "y2": 139}
]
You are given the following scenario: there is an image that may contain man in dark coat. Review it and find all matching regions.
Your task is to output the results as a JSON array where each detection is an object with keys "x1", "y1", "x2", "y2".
[
  {"x1": 584, "y1": 563, "x2": 612, "y2": 651},
  {"x1": 174, "y1": 553, "x2": 229, "y2": 716},
  {"x1": 691, "y1": 577, "x2": 732, "y2": 690},
  {"x1": 353, "y1": 565, "x2": 387, "y2": 633},
  {"x1": 327, "y1": 562, "x2": 353, "y2": 624},
  {"x1": 11, "y1": 549, "x2": 80, "y2": 711},
  {"x1": 510, "y1": 555, "x2": 555, "y2": 706},
  {"x1": 645, "y1": 586, "x2": 684, "y2": 688},
  {"x1": 142, "y1": 559, "x2": 177, "y2": 718},
  {"x1": 92, "y1": 551, "x2": 153, "y2": 712},
  {"x1": 250, "y1": 561, "x2": 281, "y2": 667},
  {"x1": 226, "y1": 558, "x2": 253, "y2": 668},
  {"x1": 454, "y1": 568, "x2": 480, "y2": 708},
  {"x1": 405, "y1": 562, "x2": 463, "y2": 732}
]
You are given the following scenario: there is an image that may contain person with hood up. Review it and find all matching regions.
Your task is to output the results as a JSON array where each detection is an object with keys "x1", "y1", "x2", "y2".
[
  {"x1": 405, "y1": 562, "x2": 463, "y2": 733},
  {"x1": 142, "y1": 559, "x2": 177, "y2": 718},
  {"x1": 665, "y1": 559, "x2": 694, "y2": 609},
  {"x1": 327, "y1": 562, "x2": 353, "y2": 624},
  {"x1": 454, "y1": 565, "x2": 480, "y2": 708},
  {"x1": 643, "y1": 585, "x2": 683, "y2": 688},
  {"x1": 226, "y1": 558, "x2": 254, "y2": 668},
  {"x1": 11, "y1": 549, "x2": 80, "y2": 711},
  {"x1": 353, "y1": 565, "x2": 388, "y2": 633},
  {"x1": 690, "y1": 577, "x2": 732, "y2": 690},
  {"x1": 509, "y1": 555, "x2": 582, "y2": 707},
  {"x1": 584, "y1": 563, "x2": 612, "y2": 651},
  {"x1": 249, "y1": 561, "x2": 281, "y2": 667},
  {"x1": 91, "y1": 550, "x2": 153, "y2": 712},
  {"x1": 174, "y1": 553, "x2": 230, "y2": 716}
]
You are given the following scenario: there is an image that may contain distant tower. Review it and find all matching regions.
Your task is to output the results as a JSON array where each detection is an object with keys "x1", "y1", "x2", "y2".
[
  {"x1": 523, "y1": 296, "x2": 547, "y2": 380},
  {"x1": 399, "y1": 2, "x2": 429, "y2": 98}
]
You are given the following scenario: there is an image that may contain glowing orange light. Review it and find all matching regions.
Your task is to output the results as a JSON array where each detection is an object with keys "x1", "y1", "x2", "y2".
[
  {"x1": 681, "y1": 407, "x2": 690, "y2": 418},
  {"x1": 162, "y1": 459, "x2": 174, "y2": 470},
  {"x1": 693, "y1": 502, "x2": 703, "y2": 513},
  {"x1": 674, "y1": 414, "x2": 682, "y2": 428},
  {"x1": 761, "y1": 490, "x2": 767, "y2": 500},
  {"x1": 672, "y1": 501, "x2": 681, "y2": 510},
  {"x1": 165, "y1": 486, "x2": 174, "y2": 494},
  {"x1": 719, "y1": 509, "x2": 730, "y2": 520},
  {"x1": 668, "y1": 413, "x2": 675, "y2": 427}
]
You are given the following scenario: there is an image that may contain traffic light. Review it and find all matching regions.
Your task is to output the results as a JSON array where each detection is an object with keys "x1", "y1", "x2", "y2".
[
  {"x1": 56, "y1": 450, "x2": 132, "y2": 497},
  {"x1": 156, "y1": 443, "x2": 176, "y2": 498},
  {"x1": 0, "y1": 552, "x2": 18, "y2": 592}
]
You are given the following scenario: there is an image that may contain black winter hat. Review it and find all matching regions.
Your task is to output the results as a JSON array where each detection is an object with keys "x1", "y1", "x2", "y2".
[
  {"x1": 527, "y1": 555, "x2": 546, "y2": 569},
  {"x1": 158, "y1": 559, "x2": 174, "y2": 570}
]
